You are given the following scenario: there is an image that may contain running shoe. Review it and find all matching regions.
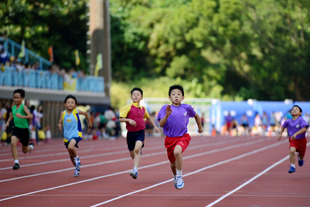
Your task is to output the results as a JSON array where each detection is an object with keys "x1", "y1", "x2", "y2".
[
  {"x1": 13, "y1": 163, "x2": 20, "y2": 170},
  {"x1": 29, "y1": 143, "x2": 34, "y2": 153},
  {"x1": 288, "y1": 166, "x2": 295, "y2": 173},
  {"x1": 298, "y1": 154, "x2": 304, "y2": 167},
  {"x1": 130, "y1": 170, "x2": 138, "y2": 179},
  {"x1": 173, "y1": 177, "x2": 178, "y2": 189},
  {"x1": 176, "y1": 176, "x2": 184, "y2": 189},
  {"x1": 75, "y1": 156, "x2": 81, "y2": 170},
  {"x1": 74, "y1": 168, "x2": 79, "y2": 177}
]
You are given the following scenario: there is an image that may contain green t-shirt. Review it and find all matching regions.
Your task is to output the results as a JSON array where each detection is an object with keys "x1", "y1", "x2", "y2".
[{"x1": 12, "y1": 104, "x2": 28, "y2": 128}]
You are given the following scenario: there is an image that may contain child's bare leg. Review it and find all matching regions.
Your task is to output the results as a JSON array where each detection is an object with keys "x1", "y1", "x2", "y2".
[
  {"x1": 289, "y1": 147, "x2": 296, "y2": 165},
  {"x1": 68, "y1": 140, "x2": 77, "y2": 166},
  {"x1": 133, "y1": 140, "x2": 143, "y2": 168},
  {"x1": 11, "y1": 136, "x2": 19, "y2": 160},
  {"x1": 174, "y1": 145, "x2": 183, "y2": 170},
  {"x1": 22, "y1": 145, "x2": 32, "y2": 154},
  {"x1": 170, "y1": 162, "x2": 176, "y2": 176}
]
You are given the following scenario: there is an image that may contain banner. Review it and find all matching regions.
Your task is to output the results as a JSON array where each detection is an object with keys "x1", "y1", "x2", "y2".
[
  {"x1": 75, "y1": 50, "x2": 80, "y2": 66},
  {"x1": 94, "y1": 53, "x2": 102, "y2": 77},
  {"x1": 18, "y1": 40, "x2": 25, "y2": 58},
  {"x1": 48, "y1": 46, "x2": 53, "y2": 62}
]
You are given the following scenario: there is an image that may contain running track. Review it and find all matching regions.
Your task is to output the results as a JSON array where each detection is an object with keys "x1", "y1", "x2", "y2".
[{"x1": 0, "y1": 135, "x2": 309, "y2": 207}]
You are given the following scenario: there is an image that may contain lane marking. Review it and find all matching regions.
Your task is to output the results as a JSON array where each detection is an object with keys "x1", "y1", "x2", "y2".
[
  {"x1": 0, "y1": 139, "x2": 268, "y2": 183},
  {"x1": 89, "y1": 141, "x2": 284, "y2": 206},
  {"x1": 205, "y1": 141, "x2": 310, "y2": 207}
]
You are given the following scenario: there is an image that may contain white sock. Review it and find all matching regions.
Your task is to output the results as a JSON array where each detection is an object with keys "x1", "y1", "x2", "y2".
[
  {"x1": 14, "y1": 160, "x2": 19, "y2": 164},
  {"x1": 29, "y1": 145, "x2": 34, "y2": 150},
  {"x1": 291, "y1": 164, "x2": 295, "y2": 168},
  {"x1": 176, "y1": 169, "x2": 182, "y2": 177},
  {"x1": 133, "y1": 167, "x2": 138, "y2": 172}
]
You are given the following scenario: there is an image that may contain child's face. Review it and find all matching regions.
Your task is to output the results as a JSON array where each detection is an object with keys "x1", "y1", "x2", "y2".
[
  {"x1": 64, "y1": 98, "x2": 77, "y2": 110},
  {"x1": 169, "y1": 89, "x2": 184, "y2": 105},
  {"x1": 13, "y1": 93, "x2": 24, "y2": 105},
  {"x1": 131, "y1": 90, "x2": 143, "y2": 103},
  {"x1": 291, "y1": 106, "x2": 301, "y2": 116}
]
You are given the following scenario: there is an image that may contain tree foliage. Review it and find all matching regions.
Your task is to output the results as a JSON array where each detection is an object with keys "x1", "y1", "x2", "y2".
[{"x1": 1, "y1": 0, "x2": 310, "y2": 101}]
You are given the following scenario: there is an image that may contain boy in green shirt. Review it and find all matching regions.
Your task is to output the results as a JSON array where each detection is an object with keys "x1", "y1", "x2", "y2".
[{"x1": 5, "y1": 89, "x2": 34, "y2": 170}]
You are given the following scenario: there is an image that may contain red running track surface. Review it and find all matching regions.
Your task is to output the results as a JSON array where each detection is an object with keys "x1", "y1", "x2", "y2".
[{"x1": 0, "y1": 135, "x2": 309, "y2": 207}]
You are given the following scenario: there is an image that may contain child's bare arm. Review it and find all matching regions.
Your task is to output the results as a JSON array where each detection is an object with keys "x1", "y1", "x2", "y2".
[
  {"x1": 119, "y1": 117, "x2": 136, "y2": 126},
  {"x1": 291, "y1": 127, "x2": 307, "y2": 140},
  {"x1": 15, "y1": 105, "x2": 33, "y2": 119},
  {"x1": 159, "y1": 105, "x2": 172, "y2": 127},
  {"x1": 194, "y1": 113, "x2": 203, "y2": 133},
  {"x1": 79, "y1": 111, "x2": 93, "y2": 128},
  {"x1": 277, "y1": 127, "x2": 285, "y2": 140},
  {"x1": 147, "y1": 116, "x2": 160, "y2": 133},
  {"x1": 5, "y1": 113, "x2": 13, "y2": 130},
  {"x1": 58, "y1": 112, "x2": 63, "y2": 130}
]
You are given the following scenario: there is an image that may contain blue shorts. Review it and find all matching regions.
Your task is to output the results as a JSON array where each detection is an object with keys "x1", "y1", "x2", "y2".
[
  {"x1": 64, "y1": 137, "x2": 81, "y2": 148},
  {"x1": 126, "y1": 130, "x2": 145, "y2": 151}
]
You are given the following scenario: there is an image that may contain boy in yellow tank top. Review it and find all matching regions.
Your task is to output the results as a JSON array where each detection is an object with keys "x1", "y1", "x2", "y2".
[{"x1": 5, "y1": 89, "x2": 34, "y2": 170}]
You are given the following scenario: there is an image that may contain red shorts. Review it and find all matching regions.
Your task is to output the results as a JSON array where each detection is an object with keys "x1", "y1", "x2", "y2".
[
  {"x1": 289, "y1": 137, "x2": 307, "y2": 157},
  {"x1": 164, "y1": 133, "x2": 191, "y2": 163}
]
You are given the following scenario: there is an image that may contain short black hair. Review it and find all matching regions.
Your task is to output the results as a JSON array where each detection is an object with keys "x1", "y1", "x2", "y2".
[
  {"x1": 13, "y1": 88, "x2": 25, "y2": 98},
  {"x1": 64, "y1": 95, "x2": 77, "y2": 105},
  {"x1": 131, "y1": 87, "x2": 143, "y2": 96},
  {"x1": 169, "y1": 84, "x2": 184, "y2": 96},
  {"x1": 291, "y1": 105, "x2": 302, "y2": 113}
]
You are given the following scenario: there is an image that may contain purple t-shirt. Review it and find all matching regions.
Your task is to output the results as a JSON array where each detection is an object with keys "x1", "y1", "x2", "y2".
[
  {"x1": 282, "y1": 116, "x2": 308, "y2": 139},
  {"x1": 157, "y1": 104, "x2": 196, "y2": 137}
]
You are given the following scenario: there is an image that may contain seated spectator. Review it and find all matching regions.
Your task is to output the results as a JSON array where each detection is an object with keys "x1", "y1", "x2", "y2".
[{"x1": 0, "y1": 49, "x2": 9, "y2": 65}]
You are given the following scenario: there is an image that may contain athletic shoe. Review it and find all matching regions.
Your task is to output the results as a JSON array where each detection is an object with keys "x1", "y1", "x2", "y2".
[
  {"x1": 176, "y1": 176, "x2": 185, "y2": 189},
  {"x1": 130, "y1": 170, "x2": 138, "y2": 179},
  {"x1": 13, "y1": 163, "x2": 20, "y2": 170},
  {"x1": 74, "y1": 168, "x2": 79, "y2": 177},
  {"x1": 288, "y1": 166, "x2": 295, "y2": 173},
  {"x1": 298, "y1": 154, "x2": 304, "y2": 167},
  {"x1": 75, "y1": 157, "x2": 81, "y2": 170},
  {"x1": 29, "y1": 143, "x2": 34, "y2": 153},
  {"x1": 173, "y1": 177, "x2": 178, "y2": 189}
]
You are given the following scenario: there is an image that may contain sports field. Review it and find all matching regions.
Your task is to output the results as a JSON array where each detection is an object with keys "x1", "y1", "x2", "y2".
[{"x1": 0, "y1": 135, "x2": 309, "y2": 207}]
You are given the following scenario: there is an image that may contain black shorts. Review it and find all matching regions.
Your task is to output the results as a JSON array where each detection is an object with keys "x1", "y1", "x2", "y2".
[
  {"x1": 12, "y1": 127, "x2": 30, "y2": 146},
  {"x1": 126, "y1": 130, "x2": 145, "y2": 151}
]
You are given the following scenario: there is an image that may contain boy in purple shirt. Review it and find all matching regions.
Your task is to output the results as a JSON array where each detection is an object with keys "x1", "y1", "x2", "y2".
[
  {"x1": 278, "y1": 105, "x2": 308, "y2": 173},
  {"x1": 157, "y1": 85, "x2": 203, "y2": 189}
]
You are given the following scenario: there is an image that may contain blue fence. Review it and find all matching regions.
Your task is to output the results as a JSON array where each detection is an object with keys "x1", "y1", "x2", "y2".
[
  {"x1": 0, "y1": 67, "x2": 104, "y2": 93},
  {"x1": 0, "y1": 37, "x2": 52, "y2": 71}
]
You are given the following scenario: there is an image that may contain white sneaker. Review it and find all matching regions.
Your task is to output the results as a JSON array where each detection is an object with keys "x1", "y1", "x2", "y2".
[{"x1": 176, "y1": 176, "x2": 184, "y2": 189}]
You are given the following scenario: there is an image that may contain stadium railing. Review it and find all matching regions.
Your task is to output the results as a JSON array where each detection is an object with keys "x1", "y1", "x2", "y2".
[{"x1": 0, "y1": 67, "x2": 104, "y2": 93}]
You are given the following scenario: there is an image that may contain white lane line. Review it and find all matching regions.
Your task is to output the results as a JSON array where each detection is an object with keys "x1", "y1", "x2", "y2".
[
  {"x1": 205, "y1": 155, "x2": 289, "y2": 207},
  {"x1": 0, "y1": 139, "x2": 268, "y2": 183},
  {"x1": 0, "y1": 137, "x2": 252, "y2": 171},
  {"x1": 205, "y1": 141, "x2": 310, "y2": 207},
  {"x1": 89, "y1": 141, "x2": 284, "y2": 206}
]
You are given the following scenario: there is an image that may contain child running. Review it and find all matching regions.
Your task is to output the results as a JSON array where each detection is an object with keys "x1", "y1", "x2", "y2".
[
  {"x1": 58, "y1": 95, "x2": 92, "y2": 177},
  {"x1": 157, "y1": 84, "x2": 203, "y2": 189},
  {"x1": 119, "y1": 87, "x2": 160, "y2": 179},
  {"x1": 278, "y1": 105, "x2": 308, "y2": 173},
  {"x1": 5, "y1": 89, "x2": 34, "y2": 170}
]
